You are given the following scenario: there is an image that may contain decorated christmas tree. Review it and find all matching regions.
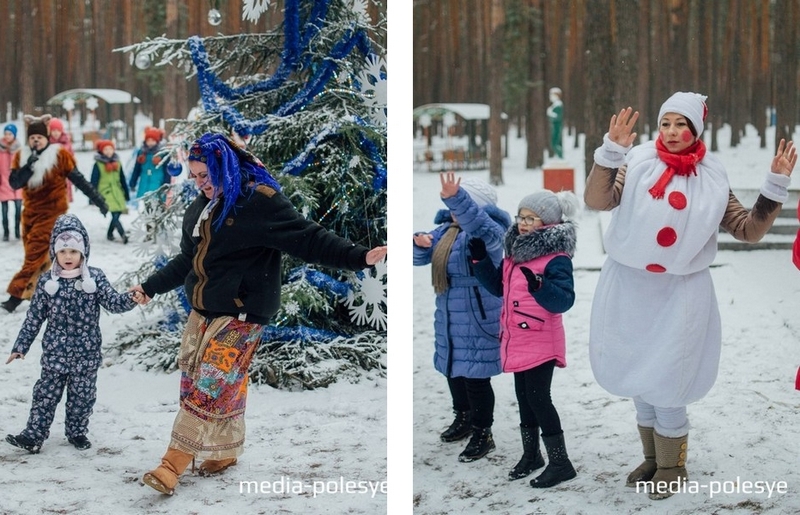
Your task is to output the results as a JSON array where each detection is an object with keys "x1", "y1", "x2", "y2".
[{"x1": 106, "y1": 0, "x2": 387, "y2": 390}]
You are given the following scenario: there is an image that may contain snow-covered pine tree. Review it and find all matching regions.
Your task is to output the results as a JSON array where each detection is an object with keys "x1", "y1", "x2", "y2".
[{"x1": 107, "y1": 0, "x2": 387, "y2": 390}]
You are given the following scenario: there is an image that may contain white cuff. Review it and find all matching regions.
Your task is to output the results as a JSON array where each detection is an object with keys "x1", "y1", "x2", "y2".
[
  {"x1": 593, "y1": 133, "x2": 633, "y2": 169},
  {"x1": 759, "y1": 171, "x2": 791, "y2": 203}
]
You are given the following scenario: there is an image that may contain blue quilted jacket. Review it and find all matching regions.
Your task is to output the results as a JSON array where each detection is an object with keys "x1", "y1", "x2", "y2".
[{"x1": 414, "y1": 188, "x2": 511, "y2": 378}]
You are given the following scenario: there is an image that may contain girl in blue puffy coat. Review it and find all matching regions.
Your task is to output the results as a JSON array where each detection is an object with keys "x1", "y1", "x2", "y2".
[{"x1": 413, "y1": 172, "x2": 511, "y2": 463}]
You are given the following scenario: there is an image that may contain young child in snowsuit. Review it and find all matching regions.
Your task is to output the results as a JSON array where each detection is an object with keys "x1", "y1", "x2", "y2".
[
  {"x1": 129, "y1": 127, "x2": 170, "y2": 199},
  {"x1": 5, "y1": 214, "x2": 137, "y2": 453},
  {"x1": 413, "y1": 172, "x2": 511, "y2": 463},
  {"x1": 470, "y1": 190, "x2": 579, "y2": 488},
  {"x1": 91, "y1": 140, "x2": 130, "y2": 243},
  {"x1": 0, "y1": 124, "x2": 22, "y2": 241}
]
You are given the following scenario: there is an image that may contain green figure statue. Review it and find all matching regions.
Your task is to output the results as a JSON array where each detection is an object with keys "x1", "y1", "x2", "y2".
[{"x1": 547, "y1": 87, "x2": 564, "y2": 159}]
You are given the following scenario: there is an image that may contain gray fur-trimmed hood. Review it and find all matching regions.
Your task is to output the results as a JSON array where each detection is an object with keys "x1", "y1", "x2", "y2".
[{"x1": 504, "y1": 221, "x2": 577, "y2": 263}]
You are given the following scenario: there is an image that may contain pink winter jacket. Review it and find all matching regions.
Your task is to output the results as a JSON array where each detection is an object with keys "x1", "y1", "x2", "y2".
[
  {"x1": 0, "y1": 139, "x2": 22, "y2": 201},
  {"x1": 499, "y1": 252, "x2": 568, "y2": 373}
]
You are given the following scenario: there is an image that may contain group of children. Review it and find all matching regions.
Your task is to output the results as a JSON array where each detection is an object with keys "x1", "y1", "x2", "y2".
[
  {"x1": 415, "y1": 91, "x2": 797, "y2": 501},
  {"x1": 0, "y1": 120, "x2": 171, "y2": 246},
  {"x1": 414, "y1": 172, "x2": 580, "y2": 489}
]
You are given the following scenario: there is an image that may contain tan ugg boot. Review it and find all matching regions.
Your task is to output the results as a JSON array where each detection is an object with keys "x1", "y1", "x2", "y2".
[
  {"x1": 648, "y1": 432, "x2": 688, "y2": 500},
  {"x1": 198, "y1": 458, "x2": 238, "y2": 477},
  {"x1": 626, "y1": 425, "x2": 657, "y2": 487},
  {"x1": 143, "y1": 448, "x2": 195, "y2": 495}
]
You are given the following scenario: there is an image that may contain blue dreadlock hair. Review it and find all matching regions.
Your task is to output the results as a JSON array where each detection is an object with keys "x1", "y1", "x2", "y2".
[{"x1": 187, "y1": 133, "x2": 282, "y2": 231}]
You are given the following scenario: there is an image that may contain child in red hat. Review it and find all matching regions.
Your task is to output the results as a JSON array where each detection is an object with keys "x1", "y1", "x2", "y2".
[
  {"x1": 48, "y1": 118, "x2": 75, "y2": 203},
  {"x1": 90, "y1": 140, "x2": 130, "y2": 243},
  {"x1": 129, "y1": 126, "x2": 170, "y2": 200}
]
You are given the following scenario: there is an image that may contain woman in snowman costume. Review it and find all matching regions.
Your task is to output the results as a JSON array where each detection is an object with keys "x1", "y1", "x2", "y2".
[{"x1": 585, "y1": 92, "x2": 796, "y2": 500}]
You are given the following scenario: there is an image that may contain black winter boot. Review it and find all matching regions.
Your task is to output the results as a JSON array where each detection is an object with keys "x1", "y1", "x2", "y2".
[
  {"x1": 1, "y1": 296, "x2": 22, "y2": 313},
  {"x1": 530, "y1": 432, "x2": 576, "y2": 488},
  {"x1": 440, "y1": 410, "x2": 471, "y2": 442},
  {"x1": 509, "y1": 425, "x2": 545, "y2": 480},
  {"x1": 6, "y1": 434, "x2": 41, "y2": 454},
  {"x1": 458, "y1": 426, "x2": 495, "y2": 462},
  {"x1": 68, "y1": 435, "x2": 92, "y2": 450}
]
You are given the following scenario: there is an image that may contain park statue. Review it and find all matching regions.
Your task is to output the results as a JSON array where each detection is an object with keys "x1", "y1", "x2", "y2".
[{"x1": 547, "y1": 87, "x2": 564, "y2": 159}]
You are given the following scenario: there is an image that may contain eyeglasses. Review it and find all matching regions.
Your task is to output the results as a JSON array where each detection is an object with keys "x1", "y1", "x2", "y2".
[{"x1": 515, "y1": 215, "x2": 542, "y2": 225}]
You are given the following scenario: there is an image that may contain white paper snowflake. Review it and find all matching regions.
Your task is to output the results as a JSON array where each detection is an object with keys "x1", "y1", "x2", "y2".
[
  {"x1": 284, "y1": 300, "x2": 300, "y2": 316},
  {"x1": 342, "y1": 261, "x2": 387, "y2": 331},
  {"x1": 351, "y1": 0, "x2": 370, "y2": 24},
  {"x1": 242, "y1": 0, "x2": 271, "y2": 23},
  {"x1": 357, "y1": 55, "x2": 387, "y2": 126}
]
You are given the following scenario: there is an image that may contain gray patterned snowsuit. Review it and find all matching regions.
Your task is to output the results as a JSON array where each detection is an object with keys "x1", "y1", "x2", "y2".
[{"x1": 10, "y1": 214, "x2": 136, "y2": 445}]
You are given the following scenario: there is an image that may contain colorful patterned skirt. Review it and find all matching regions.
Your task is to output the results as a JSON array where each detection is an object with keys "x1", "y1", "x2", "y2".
[{"x1": 169, "y1": 310, "x2": 263, "y2": 460}]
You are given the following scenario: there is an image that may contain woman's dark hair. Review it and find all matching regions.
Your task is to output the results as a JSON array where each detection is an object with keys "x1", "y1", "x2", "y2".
[{"x1": 685, "y1": 118, "x2": 698, "y2": 137}]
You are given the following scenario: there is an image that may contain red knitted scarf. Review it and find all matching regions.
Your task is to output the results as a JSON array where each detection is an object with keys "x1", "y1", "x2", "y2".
[{"x1": 650, "y1": 136, "x2": 706, "y2": 199}]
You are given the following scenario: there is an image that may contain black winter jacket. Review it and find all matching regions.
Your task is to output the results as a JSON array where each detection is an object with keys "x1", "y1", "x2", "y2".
[{"x1": 142, "y1": 185, "x2": 370, "y2": 324}]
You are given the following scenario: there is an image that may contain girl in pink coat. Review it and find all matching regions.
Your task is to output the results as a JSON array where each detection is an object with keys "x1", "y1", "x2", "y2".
[
  {"x1": 49, "y1": 118, "x2": 74, "y2": 203},
  {"x1": 0, "y1": 124, "x2": 22, "y2": 241},
  {"x1": 470, "y1": 189, "x2": 579, "y2": 489}
]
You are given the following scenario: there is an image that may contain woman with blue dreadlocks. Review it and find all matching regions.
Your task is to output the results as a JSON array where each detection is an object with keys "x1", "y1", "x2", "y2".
[{"x1": 131, "y1": 133, "x2": 387, "y2": 496}]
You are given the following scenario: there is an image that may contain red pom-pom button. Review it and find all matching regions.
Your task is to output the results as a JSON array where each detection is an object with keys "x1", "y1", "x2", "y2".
[
  {"x1": 646, "y1": 264, "x2": 666, "y2": 273},
  {"x1": 657, "y1": 227, "x2": 678, "y2": 247},
  {"x1": 668, "y1": 191, "x2": 687, "y2": 210}
]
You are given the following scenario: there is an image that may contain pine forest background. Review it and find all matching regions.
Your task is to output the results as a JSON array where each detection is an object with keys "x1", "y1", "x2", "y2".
[
  {"x1": 0, "y1": 0, "x2": 385, "y2": 125},
  {"x1": 413, "y1": 0, "x2": 800, "y2": 178}
]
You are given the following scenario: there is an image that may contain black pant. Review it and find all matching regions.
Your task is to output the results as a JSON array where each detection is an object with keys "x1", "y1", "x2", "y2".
[
  {"x1": 1, "y1": 199, "x2": 21, "y2": 237},
  {"x1": 447, "y1": 376, "x2": 494, "y2": 429},
  {"x1": 514, "y1": 359, "x2": 563, "y2": 437}
]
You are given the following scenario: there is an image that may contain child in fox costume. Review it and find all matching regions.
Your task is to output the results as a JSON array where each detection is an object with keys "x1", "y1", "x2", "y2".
[{"x1": 1, "y1": 115, "x2": 108, "y2": 313}]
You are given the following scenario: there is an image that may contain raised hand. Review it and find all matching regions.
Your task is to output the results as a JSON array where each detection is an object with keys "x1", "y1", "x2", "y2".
[
  {"x1": 440, "y1": 171, "x2": 461, "y2": 199},
  {"x1": 608, "y1": 107, "x2": 640, "y2": 147},
  {"x1": 771, "y1": 139, "x2": 797, "y2": 177}
]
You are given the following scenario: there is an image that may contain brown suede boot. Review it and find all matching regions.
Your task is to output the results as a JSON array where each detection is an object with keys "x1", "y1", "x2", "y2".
[
  {"x1": 198, "y1": 458, "x2": 238, "y2": 477},
  {"x1": 648, "y1": 432, "x2": 688, "y2": 500},
  {"x1": 143, "y1": 448, "x2": 195, "y2": 495},
  {"x1": 626, "y1": 425, "x2": 657, "y2": 487}
]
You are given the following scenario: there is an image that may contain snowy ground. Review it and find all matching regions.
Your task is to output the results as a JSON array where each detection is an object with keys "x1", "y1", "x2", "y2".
[
  {"x1": 412, "y1": 126, "x2": 800, "y2": 514},
  {"x1": 0, "y1": 148, "x2": 387, "y2": 514}
]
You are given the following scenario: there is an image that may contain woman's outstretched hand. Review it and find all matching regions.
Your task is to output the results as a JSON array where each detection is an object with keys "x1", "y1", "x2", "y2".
[
  {"x1": 366, "y1": 245, "x2": 387, "y2": 265},
  {"x1": 771, "y1": 139, "x2": 797, "y2": 177},
  {"x1": 608, "y1": 107, "x2": 640, "y2": 147}
]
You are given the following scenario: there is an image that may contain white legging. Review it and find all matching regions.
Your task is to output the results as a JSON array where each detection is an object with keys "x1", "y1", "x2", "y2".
[{"x1": 633, "y1": 396, "x2": 690, "y2": 437}]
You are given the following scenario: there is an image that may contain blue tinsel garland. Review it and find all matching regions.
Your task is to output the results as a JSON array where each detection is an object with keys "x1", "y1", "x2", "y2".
[
  {"x1": 261, "y1": 324, "x2": 342, "y2": 344},
  {"x1": 188, "y1": 0, "x2": 373, "y2": 136},
  {"x1": 287, "y1": 265, "x2": 352, "y2": 298}
]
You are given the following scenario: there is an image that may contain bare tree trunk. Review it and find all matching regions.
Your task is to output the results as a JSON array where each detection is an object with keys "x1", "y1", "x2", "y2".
[
  {"x1": 526, "y1": 0, "x2": 546, "y2": 169},
  {"x1": 614, "y1": 0, "x2": 639, "y2": 110},
  {"x1": 773, "y1": 0, "x2": 797, "y2": 147},
  {"x1": 488, "y1": 0, "x2": 505, "y2": 184},
  {"x1": 19, "y1": 3, "x2": 35, "y2": 114},
  {"x1": 583, "y1": 0, "x2": 614, "y2": 178}
]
